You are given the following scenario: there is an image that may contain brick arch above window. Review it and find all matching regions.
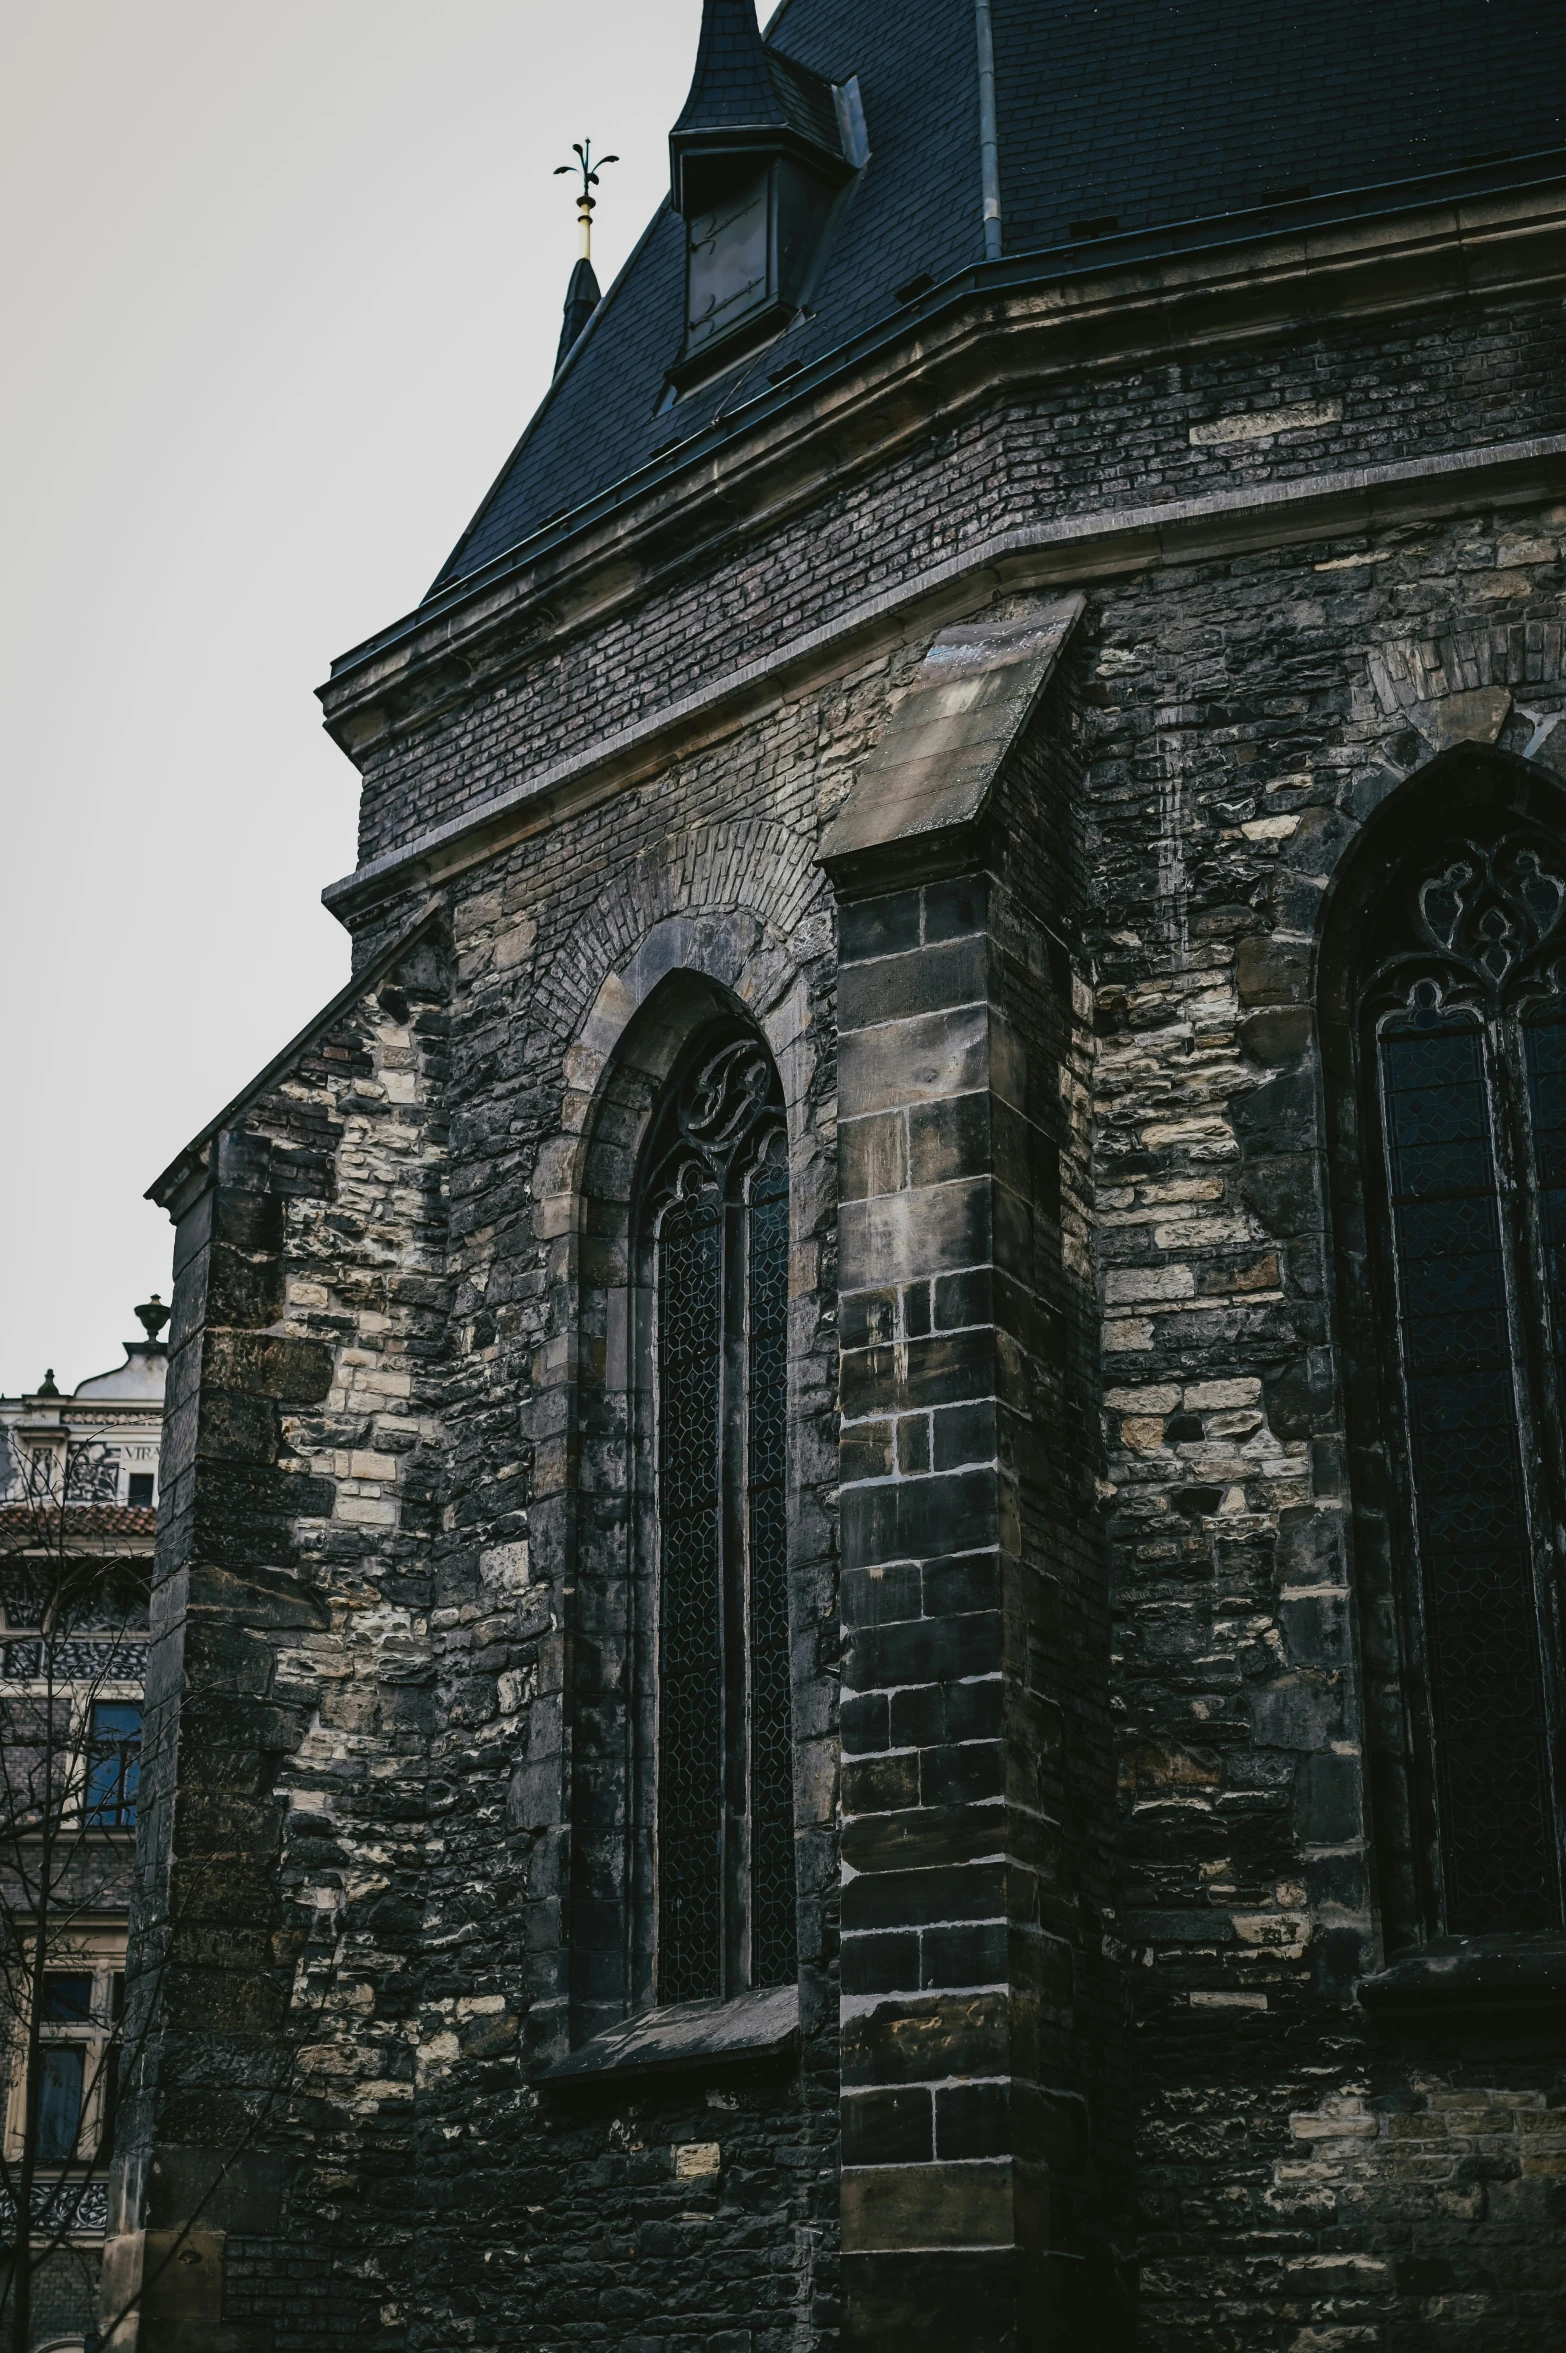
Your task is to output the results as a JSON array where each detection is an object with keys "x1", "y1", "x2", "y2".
[{"x1": 530, "y1": 905, "x2": 819, "y2": 1230}]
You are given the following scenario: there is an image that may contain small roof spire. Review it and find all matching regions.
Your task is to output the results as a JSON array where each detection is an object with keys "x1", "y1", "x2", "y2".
[
  {"x1": 668, "y1": 0, "x2": 852, "y2": 217},
  {"x1": 672, "y1": 0, "x2": 785, "y2": 141},
  {"x1": 554, "y1": 256, "x2": 602, "y2": 375}
]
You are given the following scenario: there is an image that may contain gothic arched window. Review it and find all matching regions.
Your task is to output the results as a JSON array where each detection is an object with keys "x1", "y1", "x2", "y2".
[
  {"x1": 638, "y1": 1028, "x2": 797, "y2": 2002},
  {"x1": 1351, "y1": 807, "x2": 1566, "y2": 1938}
]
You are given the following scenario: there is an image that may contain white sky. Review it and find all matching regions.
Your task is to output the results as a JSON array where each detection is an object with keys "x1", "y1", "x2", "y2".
[{"x1": 0, "y1": 0, "x2": 781, "y2": 1396}]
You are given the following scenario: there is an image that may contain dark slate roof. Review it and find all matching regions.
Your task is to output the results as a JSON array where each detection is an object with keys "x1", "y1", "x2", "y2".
[
  {"x1": 993, "y1": 0, "x2": 1565, "y2": 254},
  {"x1": 673, "y1": 0, "x2": 839, "y2": 151},
  {"x1": 430, "y1": 0, "x2": 1564, "y2": 596},
  {"x1": 673, "y1": 0, "x2": 790, "y2": 135}
]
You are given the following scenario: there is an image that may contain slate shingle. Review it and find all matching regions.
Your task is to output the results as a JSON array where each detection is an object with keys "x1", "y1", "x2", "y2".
[{"x1": 434, "y1": 0, "x2": 1564, "y2": 595}]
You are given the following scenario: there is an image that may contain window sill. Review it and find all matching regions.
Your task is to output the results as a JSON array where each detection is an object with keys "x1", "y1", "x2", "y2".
[
  {"x1": 1359, "y1": 1935, "x2": 1566, "y2": 2018},
  {"x1": 665, "y1": 306, "x2": 793, "y2": 399},
  {"x1": 536, "y1": 1983, "x2": 799, "y2": 2085}
]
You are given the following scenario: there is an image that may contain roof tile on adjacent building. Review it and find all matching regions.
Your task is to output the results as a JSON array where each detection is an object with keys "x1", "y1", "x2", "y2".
[{"x1": 0, "y1": 1505, "x2": 157, "y2": 1542}]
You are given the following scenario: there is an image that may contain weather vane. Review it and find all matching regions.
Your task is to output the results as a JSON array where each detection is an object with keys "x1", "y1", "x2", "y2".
[{"x1": 554, "y1": 139, "x2": 618, "y2": 263}]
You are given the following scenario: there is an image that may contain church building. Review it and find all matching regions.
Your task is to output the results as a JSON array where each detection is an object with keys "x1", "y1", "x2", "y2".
[{"x1": 107, "y1": 3, "x2": 1566, "y2": 2345}]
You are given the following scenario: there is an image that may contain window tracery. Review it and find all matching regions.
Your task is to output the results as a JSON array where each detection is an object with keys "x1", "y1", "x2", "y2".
[
  {"x1": 638, "y1": 1030, "x2": 797, "y2": 2002},
  {"x1": 1356, "y1": 820, "x2": 1566, "y2": 1935}
]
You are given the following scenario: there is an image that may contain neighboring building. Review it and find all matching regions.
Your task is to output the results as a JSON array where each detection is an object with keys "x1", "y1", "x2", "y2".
[
  {"x1": 0, "y1": 1311, "x2": 162, "y2": 2349},
  {"x1": 1, "y1": 1306, "x2": 169, "y2": 1519},
  {"x1": 107, "y1": 3, "x2": 1566, "y2": 2346}
]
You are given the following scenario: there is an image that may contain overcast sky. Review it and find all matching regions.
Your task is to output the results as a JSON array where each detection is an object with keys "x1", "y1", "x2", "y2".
[{"x1": 0, "y1": 0, "x2": 777, "y2": 1396}]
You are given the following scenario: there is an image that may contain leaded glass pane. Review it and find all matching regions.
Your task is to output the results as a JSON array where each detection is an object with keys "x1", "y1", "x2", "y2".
[
  {"x1": 747, "y1": 1154, "x2": 797, "y2": 1987},
  {"x1": 36, "y1": 2045, "x2": 84, "y2": 2165},
  {"x1": 1526, "y1": 1016, "x2": 1566, "y2": 1391},
  {"x1": 656, "y1": 1188, "x2": 724, "y2": 2002},
  {"x1": 1380, "y1": 1015, "x2": 1556, "y2": 1932},
  {"x1": 646, "y1": 1028, "x2": 797, "y2": 2004}
]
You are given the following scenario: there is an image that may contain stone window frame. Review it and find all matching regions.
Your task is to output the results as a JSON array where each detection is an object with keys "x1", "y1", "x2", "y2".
[
  {"x1": 532, "y1": 911, "x2": 827, "y2": 2058},
  {"x1": 2, "y1": 1927, "x2": 126, "y2": 2183},
  {"x1": 1321, "y1": 744, "x2": 1566, "y2": 1959}
]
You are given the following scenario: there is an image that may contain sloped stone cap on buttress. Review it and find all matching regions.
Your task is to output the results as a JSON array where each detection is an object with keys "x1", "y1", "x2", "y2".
[{"x1": 820, "y1": 596, "x2": 1083, "y2": 887}]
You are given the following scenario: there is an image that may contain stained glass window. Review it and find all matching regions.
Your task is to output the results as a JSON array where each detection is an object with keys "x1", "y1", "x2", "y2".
[
  {"x1": 656, "y1": 1186, "x2": 725, "y2": 2000},
  {"x1": 643, "y1": 1031, "x2": 798, "y2": 2003},
  {"x1": 1364, "y1": 829, "x2": 1566, "y2": 1935}
]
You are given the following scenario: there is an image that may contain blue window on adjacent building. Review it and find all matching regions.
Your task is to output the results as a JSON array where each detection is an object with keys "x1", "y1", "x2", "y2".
[
  {"x1": 35, "y1": 2044, "x2": 85, "y2": 2164},
  {"x1": 85, "y1": 1700, "x2": 141, "y2": 1829}
]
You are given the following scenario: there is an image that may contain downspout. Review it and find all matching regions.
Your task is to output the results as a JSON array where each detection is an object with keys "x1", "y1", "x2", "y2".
[{"x1": 975, "y1": 0, "x2": 1003, "y2": 260}]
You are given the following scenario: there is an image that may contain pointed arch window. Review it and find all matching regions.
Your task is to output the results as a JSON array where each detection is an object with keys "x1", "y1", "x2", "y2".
[
  {"x1": 639, "y1": 1029, "x2": 797, "y2": 2002},
  {"x1": 1356, "y1": 819, "x2": 1566, "y2": 1936}
]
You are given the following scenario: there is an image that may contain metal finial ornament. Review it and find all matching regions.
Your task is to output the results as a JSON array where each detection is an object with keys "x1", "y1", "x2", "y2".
[{"x1": 553, "y1": 139, "x2": 618, "y2": 261}]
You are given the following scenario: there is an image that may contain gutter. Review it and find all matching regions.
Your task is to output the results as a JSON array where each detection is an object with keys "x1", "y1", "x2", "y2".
[{"x1": 974, "y1": 0, "x2": 1002, "y2": 262}]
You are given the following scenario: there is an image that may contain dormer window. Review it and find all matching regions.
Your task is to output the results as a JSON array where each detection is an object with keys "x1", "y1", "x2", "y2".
[
  {"x1": 667, "y1": 0, "x2": 866, "y2": 394},
  {"x1": 682, "y1": 154, "x2": 842, "y2": 373},
  {"x1": 686, "y1": 167, "x2": 773, "y2": 356}
]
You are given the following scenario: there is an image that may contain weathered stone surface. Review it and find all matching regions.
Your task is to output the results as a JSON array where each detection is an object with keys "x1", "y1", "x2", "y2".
[
  {"x1": 538, "y1": 1984, "x2": 800, "y2": 2081},
  {"x1": 110, "y1": 132, "x2": 1566, "y2": 2353},
  {"x1": 821, "y1": 604, "x2": 1084, "y2": 878}
]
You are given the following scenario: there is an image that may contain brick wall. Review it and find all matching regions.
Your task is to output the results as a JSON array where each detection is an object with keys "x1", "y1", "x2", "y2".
[{"x1": 345, "y1": 294, "x2": 1566, "y2": 875}]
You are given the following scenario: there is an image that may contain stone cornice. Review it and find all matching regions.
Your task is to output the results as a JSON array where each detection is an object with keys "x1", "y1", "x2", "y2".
[
  {"x1": 322, "y1": 428, "x2": 1566, "y2": 924},
  {"x1": 316, "y1": 170, "x2": 1566, "y2": 772}
]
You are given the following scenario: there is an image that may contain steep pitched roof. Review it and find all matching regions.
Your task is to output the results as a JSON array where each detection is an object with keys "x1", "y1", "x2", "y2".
[
  {"x1": 992, "y1": 0, "x2": 1564, "y2": 253},
  {"x1": 429, "y1": 0, "x2": 1564, "y2": 597}
]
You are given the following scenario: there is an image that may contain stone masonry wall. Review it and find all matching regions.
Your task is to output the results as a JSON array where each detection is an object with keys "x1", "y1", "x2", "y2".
[
  {"x1": 127, "y1": 253, "x2": 1566, "y2": 2353},
  {"x1": 114, "y1": 925, "x2": 451, "y2": 2352},
  {"x1": 403, "y1": 709, "x2": 857, "y2": 2351},
  {"x1": 154, "y1": 510, "x2": 1566, "y2": 2351},
  {"x1": 1081, "y1": 504, "x2": 1566, "y2": 2349}
]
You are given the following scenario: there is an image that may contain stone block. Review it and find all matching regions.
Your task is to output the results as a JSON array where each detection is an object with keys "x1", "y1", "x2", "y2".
[
  {"x1": 843, "y1": 2086, "x2": 935, "y2": 2166},
  {"x1": 838, "y1": 933, "x2": 989, "y2": 1029},
  {"x1": 841, "y1": 1859, "x2": 1006, "y2": 1937},
  {"x1": 837, "y1": 1003, "x2": 990, "y2": 1117},
  {"x1": 839, "y1": 890, "x2": 923, "y2": 961},
  {"x1": 839, "y1": 1176, "x2": 993, "y2": 1291},
  {"x1": 842, "y1": 1111, "x2": 909, "y2": 1201},
  {"x1": 841, "y1": 2160, "x2": 1013, "y2": 2252}
]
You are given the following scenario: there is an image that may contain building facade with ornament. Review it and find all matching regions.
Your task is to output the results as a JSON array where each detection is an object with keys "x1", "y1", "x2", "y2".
[{"x1": 0, "y1": 1305, "x2": 164, "y2": 2348}]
